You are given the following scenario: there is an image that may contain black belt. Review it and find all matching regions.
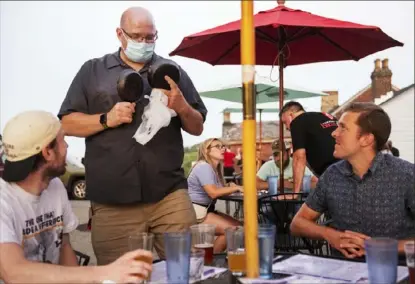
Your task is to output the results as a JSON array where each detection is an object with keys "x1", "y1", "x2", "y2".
[{"x1": 193, "y1": 202, "x2": 209, "y2": 208}]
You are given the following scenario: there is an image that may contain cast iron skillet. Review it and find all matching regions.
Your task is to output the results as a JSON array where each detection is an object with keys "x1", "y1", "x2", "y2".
[
  {"x1": 117, "y1": 69, "x2": 144, "y2": 103},
  {"x1": 148, "y1": 60, "x2": 181, "y2": 90}
]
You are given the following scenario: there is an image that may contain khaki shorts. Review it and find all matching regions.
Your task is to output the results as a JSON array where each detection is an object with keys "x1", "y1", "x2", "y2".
[
  {"x1": 90, "y1": 189, "x2": 197, "y2": 265},
  {"x1": 193, "y1": 203, "x2": 209, "y2": 222}
]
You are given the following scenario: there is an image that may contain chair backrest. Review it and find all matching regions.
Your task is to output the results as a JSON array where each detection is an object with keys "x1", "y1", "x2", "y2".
[
  {"x1": 74, "y1": 250, "x2": 90, "y2": 266},
  {"x1": 258, "y1": 193, "x2": 314, "y2": 252},
  {"x1": 258, "y1": 193, "x2": 308, "y2": 228}
]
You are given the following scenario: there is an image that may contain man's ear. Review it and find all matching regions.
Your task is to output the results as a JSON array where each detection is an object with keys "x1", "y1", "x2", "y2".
[
  {"x1": 360, "y1": 133, "x2": 375, "y2": 148},
  {"x1": 40, "y1": 146, "x2": 55, "y2": 162}
]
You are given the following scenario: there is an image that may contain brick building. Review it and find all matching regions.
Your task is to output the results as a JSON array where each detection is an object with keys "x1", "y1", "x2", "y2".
[
  {"x1": 221, "y1": 111, "x2": 292, "y2": 161},
  {"x1": 323, "y1": 58, "x2": 400, "y2": 118}
]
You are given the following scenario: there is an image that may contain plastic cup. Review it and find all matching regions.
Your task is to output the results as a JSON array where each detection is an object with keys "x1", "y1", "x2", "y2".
[
  {"x1": 189, "y1": 249, "x2": 205, "y2": 282},
  {"x1": 267, "y1": 176, "x2": 278, "y2": 195},
  {"x1": 164, "y1": 231, "x2": 191, "y2": 284},
  {"x1": 302, "y1": 175, "x2": 312, "y2": 193},
  {"x1": 258, "y1": 224, "x2": 276, "y2": 279},
  {"x1": 128, "y1": 233, "x2": 154, "y2": 282},
  {"x1": 365, "y1": 238, "x2": 398, "y2": 284},
  {"x1": 190, "y1": 224, "x2": 216, "y2": 265},
  {"x1": 225, "y1": 226, "x2": 246, "y2": 276},
  {"x1": 404, "y1": 241, "x2": 415, "y2": 284}
]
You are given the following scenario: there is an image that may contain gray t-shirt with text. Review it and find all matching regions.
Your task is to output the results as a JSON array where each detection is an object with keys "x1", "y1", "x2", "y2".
[{"x1": 187, "y1": 162, "x2": 223, "y2": 206}]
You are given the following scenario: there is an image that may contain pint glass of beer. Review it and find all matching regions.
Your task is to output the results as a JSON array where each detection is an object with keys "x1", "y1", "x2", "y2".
[
  {"x1": 404, "y1": 241, "x2": 415, "y2": 284},
  {"x1": 190, "y1": 224, "x2": 216, "y2": 265},
  {"x1": 225, "y1": 226, "x2": 246, "y2": 276},
  {"x1": 128, "y1": 232, "x2": 154, "y2": 283}
]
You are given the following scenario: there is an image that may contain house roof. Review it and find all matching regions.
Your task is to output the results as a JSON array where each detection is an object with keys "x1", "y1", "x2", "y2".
[
  {"x1": 379, "y1": 83, "x2": 415, "y2": 106},
  {"x1": 331, "y1": 83, "x2": 400, "y2": 115}
]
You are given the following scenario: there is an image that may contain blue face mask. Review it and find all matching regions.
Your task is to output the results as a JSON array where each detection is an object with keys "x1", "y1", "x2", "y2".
[{"x1": 123, "y1": 33, "x2": 155, "y2": 63}]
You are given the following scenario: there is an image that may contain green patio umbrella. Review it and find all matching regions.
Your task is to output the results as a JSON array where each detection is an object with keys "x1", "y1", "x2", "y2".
[
  {"x1": 217, "y1": 81, "x2": 324, "y2": 152},
  {"x1": 201, "y1": 77, "x2": 327, "y2": 103}
]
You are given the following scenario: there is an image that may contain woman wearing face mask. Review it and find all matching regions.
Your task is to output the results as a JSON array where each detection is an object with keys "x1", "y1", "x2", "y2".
[{"x1": 187, "y1": 138, "x2": 243, "y2": 253}]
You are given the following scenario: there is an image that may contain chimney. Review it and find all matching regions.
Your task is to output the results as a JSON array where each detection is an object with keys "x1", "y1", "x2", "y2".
[
  {"x1": 371, "y1": 58, "x2": 392, "y2": 100},
  {"x1": 223, "y1": 110, "x2": 231, "y2": 124},
  {"x1": 321, "y1": 91, "x2": 339, "y2": 113},
  {"x1": 374, "y1": 59, "x2": 381, "y2": 71},
  {"x1": 277, "y1": 0, "x2": 285, "y2": 6}
]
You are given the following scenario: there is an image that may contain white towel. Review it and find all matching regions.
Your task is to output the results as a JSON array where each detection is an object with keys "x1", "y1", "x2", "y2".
[{"x1": 133, "y1": 89, "x2": 177, "y2": 145}]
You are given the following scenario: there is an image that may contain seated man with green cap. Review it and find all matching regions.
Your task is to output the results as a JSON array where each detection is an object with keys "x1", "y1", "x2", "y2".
[{"x1": 256, "y1": 139, "x2": 317, "y2": 193}]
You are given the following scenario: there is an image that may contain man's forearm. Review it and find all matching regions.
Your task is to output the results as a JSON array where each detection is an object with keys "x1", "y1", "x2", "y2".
[
  {"x1": 256, "y1": 178, "x2": 268, "y2": 190},
  {"x1": 290, "y1": 215, "x2": 331, "y2": 240},
  {"x1": 61, "y1": 112, "x2": 104, "y2": 138},
  {"x1": 293, "y1": 156, "x2": 307, "y2": 193},
  {"x1": 178, "y1": 105, "x2": 203, "y2": 135},
  {"x1": 59, "y1": 243, "x2": 79, "y2": 266},
  {"x1": 5, "y1": 261, "x2": 104, "y2": 284}
]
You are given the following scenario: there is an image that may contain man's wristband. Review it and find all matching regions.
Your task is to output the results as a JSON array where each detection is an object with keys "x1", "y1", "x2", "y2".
[{"x1": 99, "y1": 113, "x2": 109, "y2": 129}]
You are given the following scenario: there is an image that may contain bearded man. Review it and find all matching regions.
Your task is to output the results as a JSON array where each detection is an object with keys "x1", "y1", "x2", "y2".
[{"x1": 256, "y1": 139, "x2": 317, "y2": 192}]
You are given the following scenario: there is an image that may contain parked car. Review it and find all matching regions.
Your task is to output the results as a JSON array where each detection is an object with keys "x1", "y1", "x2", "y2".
[
  {"x1": 60, "y1": 160, "x2": 87, "y2": 200},
  {"x1": 0, "y1": 154, "x2": 4, "y2": 178}
]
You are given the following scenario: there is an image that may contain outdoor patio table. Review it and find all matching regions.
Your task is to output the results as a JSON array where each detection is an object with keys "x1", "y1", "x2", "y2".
[
  {"x1": 195, "y1": 252, "x2": 410, "y2": 284},
  {"x1": 219, "y1": 191, "x2": 302, "y2": 218}
]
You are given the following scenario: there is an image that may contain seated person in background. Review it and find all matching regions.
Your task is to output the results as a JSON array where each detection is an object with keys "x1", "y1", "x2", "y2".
[
  {"x1": 256, "y1": 139, "x2": 317, "y2": 193},
  {"x1": 291, "y1": 102, "x2": 415, "y2": 259},
  {"x1": 187, "y1": 138, "x2": 242, "y2": 253},
  {"x1": 223, "y1": 146, "x2": 236, "y2": 178},
  {"x1": 0, "y1": 111, "x2": 152, "y2": 283}
]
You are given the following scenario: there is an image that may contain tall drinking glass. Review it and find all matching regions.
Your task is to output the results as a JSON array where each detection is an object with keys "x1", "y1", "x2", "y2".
[
  {"x1": 404, "y1": 241, "x2": 415, "y2": 284},
  {"x1": 164, "y1": 231, "x2": 191, "y2": 284},
  {"x1": 128, "y1": 232, "x2": 154, "y2": 283},
  {"x1": 258, "y1": 224, "x2": 276, "y2": 279},
  {"x1": 190, "y1": 224, "x2": 216, "y2": 265},
  {"x1": 267, "y1": 176, "x2": 278, "y2": 195},
  {"x1": 365, "y1": 238, "x2": 398, "y2": 284},
  {"x1": 225, "y1": 226, "x2": 246, "y2": 276}
]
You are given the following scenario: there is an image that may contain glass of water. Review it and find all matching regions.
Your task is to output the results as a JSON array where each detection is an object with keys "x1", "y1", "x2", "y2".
[
  {"x1": 302, "y1": 175, "x2": 312, "y2": 193},
  {"x1": 189, "y1": 249, "x2": 205, "y2": 282},
  {"x1": 365, "y1": 238, "x2": 398, "y2": 284},
  {"x1": 164, "y1": 231, "x2": 191, "y2": 284},
  {"x1": 258, "y1": 224, "x2": 276, "y2": 279}
]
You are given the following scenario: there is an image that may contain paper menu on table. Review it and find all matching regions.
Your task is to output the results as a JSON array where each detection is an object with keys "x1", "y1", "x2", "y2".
[
  {"x1": 238, "y1": 275, "x2": 343, "y2": 284},
  {"x1": 272, "y1": 254, "x2": 408, "y2": 283},
  {"x1": 150, "y1": 261, "x2": 227, "y2": 284}
]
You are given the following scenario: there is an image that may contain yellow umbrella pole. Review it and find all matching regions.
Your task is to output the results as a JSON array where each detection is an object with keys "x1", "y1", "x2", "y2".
[
  {"x1": 278, "y1": 28, "x2": 286, "y2": 193},
  {"x1": 241, "y1": 0, "x2": 259, "y2": 278}
]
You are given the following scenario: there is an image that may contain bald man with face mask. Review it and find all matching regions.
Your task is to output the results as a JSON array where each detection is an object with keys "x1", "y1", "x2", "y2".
[{"x1": 58, "y1": 7, "x2": 208, "y2": 264}]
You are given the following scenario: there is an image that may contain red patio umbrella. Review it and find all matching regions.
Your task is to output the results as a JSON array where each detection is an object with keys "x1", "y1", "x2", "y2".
[{"x1": 169, "y1": 0, "x2": 403, "y2": 190}]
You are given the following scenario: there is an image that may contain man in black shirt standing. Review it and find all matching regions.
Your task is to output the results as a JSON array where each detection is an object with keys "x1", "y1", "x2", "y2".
[
  {"x1": 59, "y1": 7, "x2": 207, "y2": 264},
  {"x1": 279, "y1": 101, "x2": 339, "y2": 197}
]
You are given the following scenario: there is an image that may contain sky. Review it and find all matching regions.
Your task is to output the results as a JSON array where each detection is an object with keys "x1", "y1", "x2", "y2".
[{"x1": 1, "y1": 1, "x2": 414, "y2": 160}]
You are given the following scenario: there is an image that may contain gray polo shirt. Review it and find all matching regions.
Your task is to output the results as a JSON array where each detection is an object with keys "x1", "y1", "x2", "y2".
[
  {"x1": 58, "y1": 49, "x2": 207, "y2": 205},
  {"x1": 306, "y1": 153, "x2": 415, "y2": 239}
]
